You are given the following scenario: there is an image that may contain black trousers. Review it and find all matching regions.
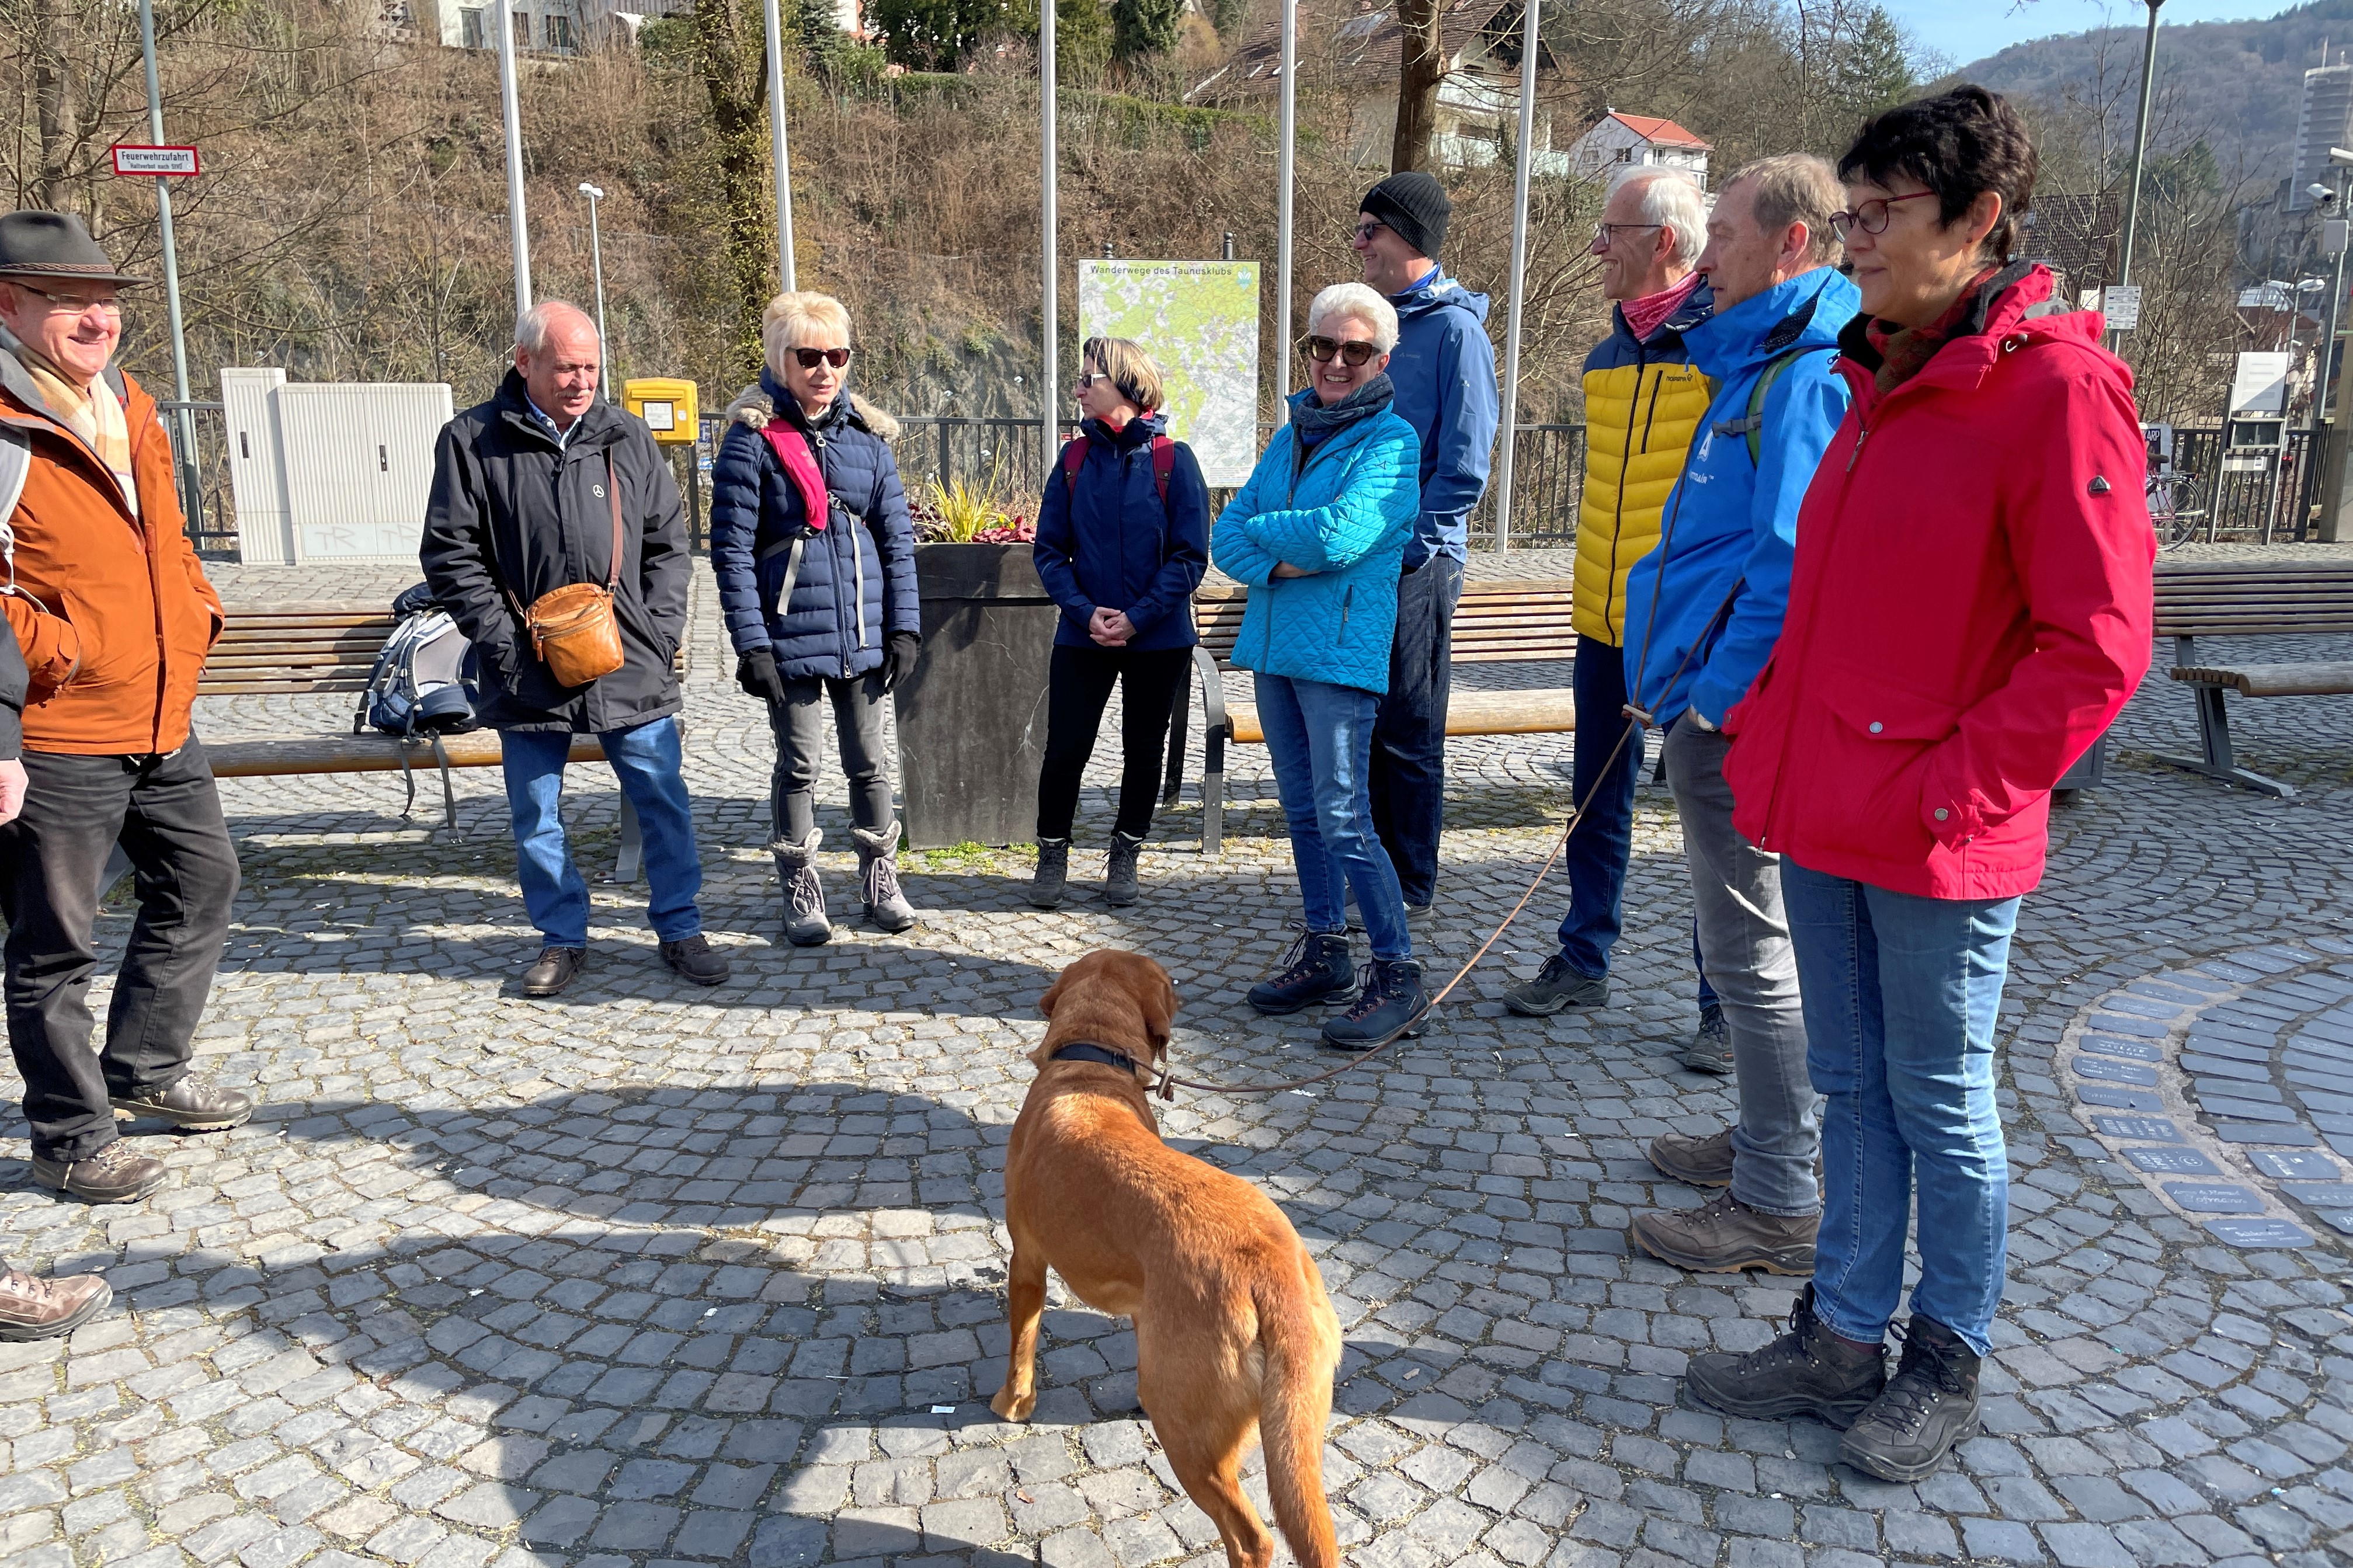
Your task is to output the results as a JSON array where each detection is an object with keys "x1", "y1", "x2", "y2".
[
  {"x1": 1035, "y1": 644, "x2": 1191, "y2": 840},
  {"x1": 1369, "y1": 555, "x2": 1464, "y2": 906},
  {"x1": 1, "y1": 742, "x2": 239, "y2": 1160}
]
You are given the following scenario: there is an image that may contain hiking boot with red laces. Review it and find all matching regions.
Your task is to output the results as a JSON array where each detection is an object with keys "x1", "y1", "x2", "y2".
[
  {"x1": 0, "y1": 1266, "x2": 112, "y2": 1341},
  {"x1": 1840, "y1": 1313, "x2": 1982, "y2": 1481},
  {"x1": 110, "y1": 1070, "x2": 253, "y2": 1133},
  {"x1": 1686, "y1": 1282, "x2": 1887, "y2": 1429},
  {"x1": 32, "y1": 1141, "x2": 166, "y2": 1204},
  {"x1": 1631, "y1": 1190, "x2": 1817, "y2": 1274}
]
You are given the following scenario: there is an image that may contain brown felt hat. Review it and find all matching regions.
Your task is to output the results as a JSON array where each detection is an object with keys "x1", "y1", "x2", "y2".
[{"x1": 0, "y1": 211, "x2": 147, "y2": 286}]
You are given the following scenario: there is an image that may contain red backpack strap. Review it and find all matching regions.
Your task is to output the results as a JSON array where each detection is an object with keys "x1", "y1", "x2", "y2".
[
  {"x1": 759, "y1": 420, "x2": 829, "y2": 532},
  {"x1": 1151, "y1": 434, "x2": 1174, "y2": 509},
  {"x1": 1059, "y1": 434, "x2": 1090, "y2": 491}
]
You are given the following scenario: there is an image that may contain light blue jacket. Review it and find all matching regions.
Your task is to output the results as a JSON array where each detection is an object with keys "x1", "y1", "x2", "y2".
[
  {"x1": 1621, "y1": 266, "x2": 1858, "y2": 728},
  {"x1": 1211, "y1": 391, "x2": 1421, "y2": 695}
]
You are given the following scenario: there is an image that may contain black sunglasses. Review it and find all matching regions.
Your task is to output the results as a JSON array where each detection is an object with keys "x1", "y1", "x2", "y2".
[
  {"x1": 793, "y1": 346, "x2": 851, "y2": 370},
  {"x1": 1301, "y1": 335, "x2": 1379, "y2": 366}
]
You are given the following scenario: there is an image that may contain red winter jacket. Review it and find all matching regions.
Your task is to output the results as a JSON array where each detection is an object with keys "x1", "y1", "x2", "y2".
[{"x1": 1722, "y1": 265, "x2": 2154, "y2": 900}]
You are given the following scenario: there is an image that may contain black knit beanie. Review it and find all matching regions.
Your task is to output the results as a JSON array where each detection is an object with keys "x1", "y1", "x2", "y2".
[{"x1": 1360, "y1": 171, "x2": 1451, "y2": 260}]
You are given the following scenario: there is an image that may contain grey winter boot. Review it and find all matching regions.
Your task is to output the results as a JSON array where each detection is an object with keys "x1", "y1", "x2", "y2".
[
  {"x1": 1030, "y1": 837, "x2": 1071, "y2": 909},
  {"x1": 770, "y1": 829, "x2": 833, "y2": 947},
  {"x1": 1104, "y1": 831, "x2": 1144, "y2": 907},
  {"x1": 854, "y1": 822, "x2": 918, "y2": 933}
]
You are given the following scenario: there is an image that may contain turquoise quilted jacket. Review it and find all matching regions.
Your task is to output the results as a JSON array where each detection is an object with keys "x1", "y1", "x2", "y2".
[{"x1": 1209, "y1": 401, "x2": 1421, "y2": 695}]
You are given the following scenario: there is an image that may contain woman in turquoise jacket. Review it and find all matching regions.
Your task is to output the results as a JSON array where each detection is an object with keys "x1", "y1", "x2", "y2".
[{"x1": 1211, "y1": 283, "x2": 1426, "y2": 1051}]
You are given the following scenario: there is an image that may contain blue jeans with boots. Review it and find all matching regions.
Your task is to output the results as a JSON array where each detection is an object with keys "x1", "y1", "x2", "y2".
[
  {"x1": 1255, "y1": 673, "x2": 1411, "y2": 964},
  {"x1": 501, "y1": 717, "x2": 704, "y2": 950}
]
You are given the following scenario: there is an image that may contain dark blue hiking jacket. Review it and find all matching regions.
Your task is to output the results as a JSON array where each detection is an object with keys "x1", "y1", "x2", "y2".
[{"x1": 1030, "y1": 412, "x2": 1209, "y2": 651}]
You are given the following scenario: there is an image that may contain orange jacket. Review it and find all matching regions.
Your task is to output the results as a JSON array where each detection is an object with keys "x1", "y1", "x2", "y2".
[{"x1": 0, "y1": 349, "x2": 222, "y2": 755}]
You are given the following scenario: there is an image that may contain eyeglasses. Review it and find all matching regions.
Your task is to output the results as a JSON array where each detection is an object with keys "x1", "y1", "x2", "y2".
[
  {"x1": 1829, "y1": 190, "x2": 1937, "y2": 239},
  {"x1": 1590, "y1": 221, "x2": 1664, "y2": 249},
  {"x1": 1301, "y1": 335, "x2": 1380, "y2": 366},
  {"x1": 792, "y1": 346, "x2": 851, "y2": 370},
  {"x1": 12, "y1": 284, "x2": 121, "y2": 319},
  {"x1": 1350, "y1": 220, "x2": 1385, "y2": 244},
  {"x1": 1073, "y1": 371, "x2": 1105, "y2": 390}
]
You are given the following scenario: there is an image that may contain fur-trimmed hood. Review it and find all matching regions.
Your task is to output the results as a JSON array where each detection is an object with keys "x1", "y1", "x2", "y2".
[{"x1": 726, "y1": 381, "x2": 901, "y2": 443}]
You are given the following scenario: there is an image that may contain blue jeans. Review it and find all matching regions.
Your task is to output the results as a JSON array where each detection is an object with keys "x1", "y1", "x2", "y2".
[
  {"x1": 1370, "y1": 556, "x2": 1464, "y2": 906},
  {"x1": 1782, "y1": 860, "x2": 2021, "y2": 1354},
  {"x1": 1255, "y1": 673, "x2": 1412, "y2": 963},
  {"x1": 1555, "y1": 639, "x2": 1638, "y2": 976},
  {"x1": 502, "y1": 718, "x2": 703, "y2": 950}
]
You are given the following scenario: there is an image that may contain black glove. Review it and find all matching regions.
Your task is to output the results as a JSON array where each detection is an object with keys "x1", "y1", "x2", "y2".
[
  {"x1": 882, "y1": 631, "x2": 922, "y2": 693},
  {"x1": 735, "y1": 648, "x2": 789, "y2": 708}
]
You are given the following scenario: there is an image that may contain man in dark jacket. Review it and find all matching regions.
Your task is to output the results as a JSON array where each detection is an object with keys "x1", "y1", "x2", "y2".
[
  {"x1": 1352, "y1": 173, "x2": 1497, "y2": 916},
  {"x1": 420, "y1": 301, "x2": 723, "y2": 996}
]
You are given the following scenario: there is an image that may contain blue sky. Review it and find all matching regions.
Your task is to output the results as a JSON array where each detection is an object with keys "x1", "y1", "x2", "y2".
[{"x1": 1885, "y1": 0, "x2": 2305, "y2": 69}]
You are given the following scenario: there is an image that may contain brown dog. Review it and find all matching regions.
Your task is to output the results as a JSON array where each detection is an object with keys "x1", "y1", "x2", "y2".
[{"x1": 991, "y1": 949, "x2": 1342, "y2": 1568}]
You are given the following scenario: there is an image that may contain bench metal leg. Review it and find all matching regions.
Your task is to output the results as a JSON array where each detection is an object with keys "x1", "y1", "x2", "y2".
[
  {"x1": 95, "y1": 843, "x2": 132, "y2": 904},
  {"x1": 1190, "y1": 646, "x2": 1230, "y2": 856},
  {"x1": 1162, "y1": 665, "x2": 1191, "y2": 808},
  {"x1": 614, "y1": 791, "x2": 645, "y2": 882},
  {"x1": 2153, "y1": 682, "x2": 2297, "y2": 799}
]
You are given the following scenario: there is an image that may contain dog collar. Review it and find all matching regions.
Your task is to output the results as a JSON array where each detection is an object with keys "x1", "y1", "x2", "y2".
[{"x1": 1050, "y1": 1041, "x2": 1144, "y2": 1074}]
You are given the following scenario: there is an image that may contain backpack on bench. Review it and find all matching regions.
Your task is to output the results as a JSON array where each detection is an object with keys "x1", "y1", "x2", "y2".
[{"x1": 353, "y1": 582, "x2": 484, "y2": 822}]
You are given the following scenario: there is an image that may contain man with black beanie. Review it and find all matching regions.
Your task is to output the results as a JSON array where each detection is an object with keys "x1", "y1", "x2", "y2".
[{"x1": 1351, "y1": 172, "x2": 1499, "y2": 916}]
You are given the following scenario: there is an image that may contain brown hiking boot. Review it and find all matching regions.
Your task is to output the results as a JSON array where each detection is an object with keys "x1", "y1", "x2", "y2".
[
  {"x1": 32, "y1": 1141, "x2": 166, "y2": 1204},
  {"x1": 0, "y1": 1266, "x2": 112, "y2": 1341},
  {"x1": 1649, "y1": 1128, "x2": 1735, "y2": 1187},
  {"x1": 1631, "y1": 1190, "x2": 1817, "y2": 1274},
  {"x1": 110, "y1": 1070, "x2": 253, "y2": 1133}
]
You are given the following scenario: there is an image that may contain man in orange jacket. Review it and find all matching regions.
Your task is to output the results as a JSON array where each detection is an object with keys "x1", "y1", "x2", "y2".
[{"x1": 0, "y1": 211, "x2": 251, "y2": 1205}]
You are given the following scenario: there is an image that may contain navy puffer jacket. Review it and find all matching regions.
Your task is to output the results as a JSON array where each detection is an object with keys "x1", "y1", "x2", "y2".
[
  {"x1": 1030, "y1": 412, "x2": 1209, "y2": 651},
  {"x1": 709, "y1": 376, "x2": 920, "y2": 681}
]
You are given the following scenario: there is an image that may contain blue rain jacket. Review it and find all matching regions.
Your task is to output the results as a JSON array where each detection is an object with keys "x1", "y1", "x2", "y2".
[{"x1": 1386, "y1": 269, "x2": 1497, "y2": 571}]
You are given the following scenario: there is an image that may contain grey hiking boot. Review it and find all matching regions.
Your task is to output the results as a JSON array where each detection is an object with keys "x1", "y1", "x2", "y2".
[
  {"x1": 1840, "y1": 1314, "x2": 1982, "y2": 1482},
  {"x1": 1649, "y1": 1127, "x2": 1735, "y2": 1188},
  {"x1": 1680, "y1": 1000, "x2": 1733, "y2": 1073},
  {"x1": 1030, "y1": 837, "x2": 1070, "y2": 909},
  {"x1": 1104, "y1": 831, "x2": 1144, "y2": 907},
  {"x1": 1503, "y1": 952, "x2": 1607, "y2": 1016},
  {"x1": 1321, "y1": 959, "x2": 1431, "y2": 1052},
  {"x1": 1630, "y1": 1190, "x2": 1817, "y2": 1275},
  {"x1": 854, "y1": 822, "x2": 918, "y2": 933},
  {"x1": 1686, "y1": 1282, "x2": 1887, "y2": 1430},
  {"x1": 770, "y1": 829, "x2": 833, "y2": 947}
]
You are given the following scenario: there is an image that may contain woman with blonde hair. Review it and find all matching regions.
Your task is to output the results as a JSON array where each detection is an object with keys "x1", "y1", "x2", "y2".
[
  {"x1": 709, "y1": 291, "x2": 922, "y2": 945},
  {"x1": 1027, "y1": 335, "x2": 1209, "y2": 909}
]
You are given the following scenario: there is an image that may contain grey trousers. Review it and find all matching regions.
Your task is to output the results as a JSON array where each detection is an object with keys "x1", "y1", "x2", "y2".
[
  {"x1": 771, "y1": 671, "x2": 894, "y2": 841},
  {"x1": 1663, "y1": 715, "x2": 1820, "y2": 1216}
]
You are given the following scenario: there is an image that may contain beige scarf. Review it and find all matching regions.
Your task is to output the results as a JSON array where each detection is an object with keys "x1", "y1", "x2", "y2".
[{"x1": 21, "y1": 347, "x2": 137, "y2": 516}]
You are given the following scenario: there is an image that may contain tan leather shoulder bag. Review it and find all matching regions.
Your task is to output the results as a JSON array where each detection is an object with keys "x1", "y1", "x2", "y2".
[{"x1": 502, "y1": 453, "x2": 627, "y2": 688}]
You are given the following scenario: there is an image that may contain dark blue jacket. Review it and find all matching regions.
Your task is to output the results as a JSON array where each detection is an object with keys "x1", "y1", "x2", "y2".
[
  {"x1": 1386, "y1": 268, "x2": 1497, "y2": 571},
  {"x1": 1031, "y1": 412, "x2": 1209, "y2": 651},
  {"x1": 708, "y1": 376, "x2": 920, "y2": 682}
]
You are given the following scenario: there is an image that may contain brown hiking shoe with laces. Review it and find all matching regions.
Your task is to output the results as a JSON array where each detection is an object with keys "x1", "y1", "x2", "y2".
[
  {"x1": 1649, "y1": 1128, "x2": 1735, "y2": 1187},
  {"x1": 32, "y1": 1141, "x2": 166, "y2": 1204},
  {"x1": 0, "y1": 1265, "x2": 112, "y2": 1340},
  {"x1": 110, "y1": 1070, "x2": 253, "y2": 1132},
  {"x1": 1631, "y1": 1190, "x2": 1817, "y2": 1274}
]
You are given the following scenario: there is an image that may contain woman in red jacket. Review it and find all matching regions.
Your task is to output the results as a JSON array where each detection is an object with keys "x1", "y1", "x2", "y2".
[{"x1": 1686, "y1": 87, "x2": 2154, "y2": 1483}]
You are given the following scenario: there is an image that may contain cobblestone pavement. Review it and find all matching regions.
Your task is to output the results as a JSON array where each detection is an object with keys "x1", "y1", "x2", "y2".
[{"x1": 1, "y1": 557, "x2": 2351, "y2": 1568}]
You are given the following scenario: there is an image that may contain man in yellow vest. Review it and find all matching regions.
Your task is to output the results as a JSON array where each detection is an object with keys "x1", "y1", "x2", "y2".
[{"x1": 1506, "y1": 168, "x2": 1717, "y2": 1045}]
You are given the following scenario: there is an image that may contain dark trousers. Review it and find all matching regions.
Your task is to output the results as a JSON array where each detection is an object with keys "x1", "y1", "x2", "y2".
[
  {"x1": 1035, "y1": 644, "x2": 1191, "y2": 840},
  {"x1": 1, "y1": 742, "x2": 239, "y2": 1160},
  {"x1": 773, "y1": 673, "x2": 894, "y2": 842},
  {"x1": 1555, "y1": 639, "x2": 1639, "y2": 978},
  {"x1": 1369, "y1": 555, "x2": 1464, "y2": 906}
]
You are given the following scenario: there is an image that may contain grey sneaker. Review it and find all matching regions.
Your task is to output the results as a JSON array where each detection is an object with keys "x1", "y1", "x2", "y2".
[
  {"x1": 770, "y1": 829, "x2": 832, "y2": 947},
  {"x1": 1030, "y1": 837, "x2": 1070, "y2": 909},
  {"x1": 1648, "y1": 1127, "x2": 1734, "y2": 1188},
  {"x1": 854, "y1": 821, "x2": 917, "y2": 933},
  {"x1": 1680, "y1": 1001, "x2": 1733, "y2": 1073},
  {"x1": 1503, "y1": 952, "x2": 1607, "y2": 1016},
  {"x1": 1104, "y1": 831, "x2": 1144, "y2": 907}
]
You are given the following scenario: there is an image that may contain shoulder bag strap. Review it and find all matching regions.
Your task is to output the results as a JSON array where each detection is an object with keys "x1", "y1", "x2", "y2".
[{"x1": 604, "y1": 451, "x2": 623, "y2": 592}]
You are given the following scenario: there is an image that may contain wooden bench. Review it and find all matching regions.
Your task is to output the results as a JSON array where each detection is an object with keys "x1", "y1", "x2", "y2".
[
  {"x1": 1174, "y1": 577, "x2": 1579, "y2": 852},
  {"x1": 201, "y1": 601, "x2": 683, "y2": 879},
  {"x1": 2153, "y1": 561, "x2": 2353, "y2": 799}
]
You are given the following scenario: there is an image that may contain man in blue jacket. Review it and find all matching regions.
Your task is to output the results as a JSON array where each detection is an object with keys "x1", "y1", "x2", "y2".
[
  {"x1": 1615, "y1": 155, "x2": 1859, "y2": 1276},
  {"x1": 1351, "y1": 173, "x2": 1498, "y2": 915}
]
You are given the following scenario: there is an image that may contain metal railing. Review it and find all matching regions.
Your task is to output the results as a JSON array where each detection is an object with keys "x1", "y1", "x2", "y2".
[
  {"x1": 2163, "y1": 425, "x2": 2325, "y2": 545},
  {"x1": 155, "y1": 401, "x2": 238, "y2": 555}
]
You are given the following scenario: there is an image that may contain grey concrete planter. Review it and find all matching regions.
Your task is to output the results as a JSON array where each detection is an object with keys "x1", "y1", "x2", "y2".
[{"x1": 893, "y1": 542, "x2": 1058, "y2": 849}]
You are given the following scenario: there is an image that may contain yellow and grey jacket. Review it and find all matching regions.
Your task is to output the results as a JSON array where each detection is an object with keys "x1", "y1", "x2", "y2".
[{"x1": 1573, "y1": 283, "x2": 1715, "y2": 644}]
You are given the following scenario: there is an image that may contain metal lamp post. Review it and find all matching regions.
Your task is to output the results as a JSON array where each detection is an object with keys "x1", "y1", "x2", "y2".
[
  {"x1": 496, "y1": 0, "x2": 533, "y2": 315},
  {"x1": 578, "y1": 182, "x2": 611, "y2": 399},
  {"x1": 2115, "y1": 0, "x2": 2164, "y2": 294},
  {"x1": 1490, "y1": 0, "x2": 1541, "y2": 551},
  {"x1": 1040, "y1": 0, "x2": 1059, "y2": 472},
  {"x1": 762, "y1": 0, "x2": 796, "y2": 290},
  {"x1": 134, "y1": 0, "x2": 201, "y2": 531},
  {"x1": 1273, "y1": 0, "x2": 1297, "y2": 426}
]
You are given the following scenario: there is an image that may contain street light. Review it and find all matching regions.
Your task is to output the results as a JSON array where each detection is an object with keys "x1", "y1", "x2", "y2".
[
  {"x1": 578, "y1": 182, "x2": 611, "y2": 400},
  {"x1": 2115, "y1": 0, "x2": 2164, "y2": 295}
]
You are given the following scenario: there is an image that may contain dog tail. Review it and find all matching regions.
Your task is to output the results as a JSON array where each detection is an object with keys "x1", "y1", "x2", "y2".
[{"x1": 1257, "y1": 1243, "x2": 1342, "y2": 1568}]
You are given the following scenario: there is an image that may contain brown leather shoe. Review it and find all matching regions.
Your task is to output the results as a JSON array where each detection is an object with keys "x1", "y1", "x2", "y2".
[
  {"x1": 523, "y1": 945, "x2": 585, "y2": 997},
  {"x1": 1649, "y1": 1128, "x2": 1735, "y2": 1187},
  {"x1": 110, "y1": 1070, "x2": 253, "y2": 1132},
  {"x1": 32, "y1": 1141, "x2": 166, "y2": 1204},
  {"x1": 1631, "y1": 1191, "x2": 1817, "y2": 1275},
  {"x1": 0, "y1": 1266, "x2": 112, "y2": 1341}
]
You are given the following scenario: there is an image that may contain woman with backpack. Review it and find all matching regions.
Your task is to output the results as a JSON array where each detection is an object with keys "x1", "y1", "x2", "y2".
[
  {"x1": 1026, "y1": 336, "x2": 1210, "y2": 909},
  {"x1": 709, "y1": 291, "x2": 922, "y2": 946}
]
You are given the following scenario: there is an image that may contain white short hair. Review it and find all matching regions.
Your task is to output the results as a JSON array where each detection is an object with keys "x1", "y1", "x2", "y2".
[
  {"x1": 1305, "y1": 282, "x2": 1399, "y2": 352},
  {"x1": 515, "y1": 300, "x2": 595, "y2": 354},
  {"x1": 1609, "y1": 168, "x2": 1708, "y2": 266}
]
